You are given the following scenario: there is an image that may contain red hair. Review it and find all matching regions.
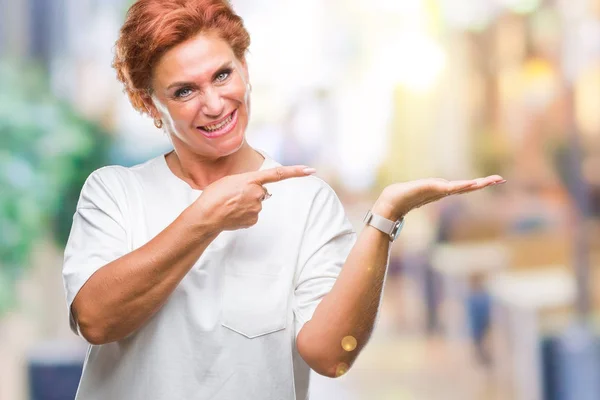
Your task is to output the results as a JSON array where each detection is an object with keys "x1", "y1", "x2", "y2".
[{"x1": 113, "y1": 0, "x2": 250, "y2": 116}]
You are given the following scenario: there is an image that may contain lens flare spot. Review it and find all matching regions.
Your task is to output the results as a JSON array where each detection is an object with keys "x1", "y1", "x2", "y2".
[
  {"x1": 341, "y1": 336, "x2": 358, "y2": 352},
  {"x1": 335, "y1": 362, "x2": 349, "y2": 377}
]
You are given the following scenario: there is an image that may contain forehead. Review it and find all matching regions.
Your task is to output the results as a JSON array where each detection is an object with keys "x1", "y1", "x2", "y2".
[{"x1": 153, "y1": 31, "x2": 236, "y2": 86}]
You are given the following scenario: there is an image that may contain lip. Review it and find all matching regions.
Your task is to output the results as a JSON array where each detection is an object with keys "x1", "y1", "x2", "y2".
[
  {"x1": 197, "y1": 109, "x2": 238, "y2": 139},
  {"x1": 201, "y1": 110, "x2": 235, "y2": 127}
]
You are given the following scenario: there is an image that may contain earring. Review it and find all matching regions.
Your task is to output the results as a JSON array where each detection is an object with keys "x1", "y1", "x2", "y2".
[
  {"x1": 246, "y1": 82, "x2": 252, "y2": 92},
  {"x1": 154, "y1": 117, "x2": 163, "y2": 129}
]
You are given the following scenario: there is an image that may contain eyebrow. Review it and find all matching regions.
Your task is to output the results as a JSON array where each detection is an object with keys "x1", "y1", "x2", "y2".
[{"x1": 166, "y1": 61, "x2": 234, "y2": 90}]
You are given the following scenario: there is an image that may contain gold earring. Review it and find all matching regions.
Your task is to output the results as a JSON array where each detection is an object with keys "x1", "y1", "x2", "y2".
[{"x1": 154, "y1": 117, "x2": 163, "y2": 129}]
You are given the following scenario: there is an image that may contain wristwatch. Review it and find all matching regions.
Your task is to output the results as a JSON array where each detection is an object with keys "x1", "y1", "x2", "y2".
[{"x1": 363, "y1": 210, "x2": 405, "y2": 242}]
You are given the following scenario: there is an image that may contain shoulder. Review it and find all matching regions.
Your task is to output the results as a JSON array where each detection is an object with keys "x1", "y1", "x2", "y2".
[
  {"x1": 75, "y1": 166, "x2": 129, "y2": 212},
  {"x1": 265, "y1": 155, "x2": 340, "y2": 202},
  {"x1": 274, "y1": 172, "x2": 346, "y2": 216},
  {"x1": 78, "y1": 156, "x2": 160, "y2": 209},
  {"x1": 295, "y1": 175, "x2": 340, "y2": 201}
]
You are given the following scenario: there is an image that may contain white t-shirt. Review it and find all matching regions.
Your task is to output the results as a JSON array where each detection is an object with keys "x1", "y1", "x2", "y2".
[{"x1": 62, "y1": 151, "x2": 356, "y2": 400}]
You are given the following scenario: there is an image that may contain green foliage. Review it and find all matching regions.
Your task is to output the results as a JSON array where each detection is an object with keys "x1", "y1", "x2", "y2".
[{"x1": 0, "y1": 61, "x2": 111, "y2": 314}]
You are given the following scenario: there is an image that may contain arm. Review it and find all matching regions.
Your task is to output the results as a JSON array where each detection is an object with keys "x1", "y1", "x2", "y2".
[
  {"x1": 72, "y1": 208, "x2": 219, "y2": 345},
  {"x1": 295, "y1": 209, "x2": 391, "y2": 378},
  {"x1": 296, "y1": 175, "x2": 505, "y2": 377}
]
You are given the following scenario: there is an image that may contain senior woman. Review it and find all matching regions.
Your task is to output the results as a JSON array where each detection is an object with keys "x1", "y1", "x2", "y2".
[{"x1": 62, "y1": 0, "x2": 504, "y2": 399}]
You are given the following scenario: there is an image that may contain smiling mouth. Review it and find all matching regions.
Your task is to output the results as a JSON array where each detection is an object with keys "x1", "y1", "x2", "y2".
[{"x1": 198, "y1": 109, "x2": 237, "y2": 134}]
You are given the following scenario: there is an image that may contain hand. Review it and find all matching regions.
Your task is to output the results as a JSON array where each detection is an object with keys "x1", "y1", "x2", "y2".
[
  {"x1": 190, "y1": 165, "x2": 315, "y2": 232},
  {"x1": 373, "y1": 175, "x2": 506, "y2": 220}
]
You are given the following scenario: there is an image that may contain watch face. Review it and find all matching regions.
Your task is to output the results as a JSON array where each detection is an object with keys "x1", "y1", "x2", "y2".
[
  {"x1": 391, "y1": 219, "x2": 405, "y2": 241},
  {"x1": 363, "y1": 210, "x2": 373, "y2": 224}
]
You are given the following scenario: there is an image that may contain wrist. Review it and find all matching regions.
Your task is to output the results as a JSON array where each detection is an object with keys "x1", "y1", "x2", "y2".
[
  {"x1": 182, "y1": 204, "x2": 223, "y2": 238},
  {"x1": 372, "y1": 197, "x2": 404, "y2": 221}
]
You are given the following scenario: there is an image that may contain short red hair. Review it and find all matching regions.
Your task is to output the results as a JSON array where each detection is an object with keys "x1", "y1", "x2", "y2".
[{"x1": 113, "y1": 0, "x2": 250, "y2": 116}]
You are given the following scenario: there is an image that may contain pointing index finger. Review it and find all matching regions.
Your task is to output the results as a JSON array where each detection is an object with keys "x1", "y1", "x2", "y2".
[{"x1": 249, "y1": 165, "x2": 316, "y2": 185}]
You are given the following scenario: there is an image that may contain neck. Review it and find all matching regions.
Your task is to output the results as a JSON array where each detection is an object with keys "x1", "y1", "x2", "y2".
[{"x1": 166, "y1": 141, "x2": 264, "y2": 190}]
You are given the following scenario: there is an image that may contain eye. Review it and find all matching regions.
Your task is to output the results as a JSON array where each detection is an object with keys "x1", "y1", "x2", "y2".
[
  {"x1": 215, "y1": 69, "x2": 232, "y2": 82},
  {"x1": 174, "y1": 87, "x2": 193, "y2": 98}
]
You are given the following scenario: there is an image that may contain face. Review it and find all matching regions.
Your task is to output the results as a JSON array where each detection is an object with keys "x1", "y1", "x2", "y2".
[{"x1": 146, "y1": 31, "x2": 250, "y2": 160}]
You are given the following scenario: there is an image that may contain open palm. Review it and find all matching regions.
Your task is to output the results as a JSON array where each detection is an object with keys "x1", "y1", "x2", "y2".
[{"x1": 374, "y1": 175, "x2": 506, "y2": 220}]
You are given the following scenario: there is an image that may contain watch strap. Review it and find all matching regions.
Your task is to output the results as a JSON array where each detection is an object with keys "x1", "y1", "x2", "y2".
[{"x1": 363, "y1": 210, "x2": 404, "y2": 241}]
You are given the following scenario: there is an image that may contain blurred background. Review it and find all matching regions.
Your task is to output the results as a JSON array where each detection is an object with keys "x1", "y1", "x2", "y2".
[{"x1": 1, "y1": 0, "x2": 600, "y2": 399}]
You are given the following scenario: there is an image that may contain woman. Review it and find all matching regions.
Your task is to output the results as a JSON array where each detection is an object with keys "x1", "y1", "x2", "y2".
[{"x1": 62, "y1": 0, "x2": 505, "y2": 399}]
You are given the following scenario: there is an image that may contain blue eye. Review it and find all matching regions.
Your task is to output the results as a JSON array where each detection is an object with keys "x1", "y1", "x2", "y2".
[
  {"x1": 174, "y1": 87, "x2": 193, "y2": 98},
  {"x1": 216, "y1": 69, "x2": 232, "y2": 82}
]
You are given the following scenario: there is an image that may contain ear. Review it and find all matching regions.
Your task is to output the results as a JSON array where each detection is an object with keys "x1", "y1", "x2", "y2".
[{"x1": 141, "y1": 94, "x2": 160, "y2": 119}]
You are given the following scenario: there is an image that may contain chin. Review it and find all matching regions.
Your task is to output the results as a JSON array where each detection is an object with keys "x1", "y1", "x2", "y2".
[
  {"x1": 214, "y1": 135, "x2": 246, "y2": 158},
  {"x1": 196, "y1": 126, "x2": 247, "y2": 159}
]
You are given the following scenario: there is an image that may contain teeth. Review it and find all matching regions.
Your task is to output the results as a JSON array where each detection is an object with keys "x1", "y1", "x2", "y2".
[{"x1": 204, "y1": 113, "x2": 233, "y2": 132}]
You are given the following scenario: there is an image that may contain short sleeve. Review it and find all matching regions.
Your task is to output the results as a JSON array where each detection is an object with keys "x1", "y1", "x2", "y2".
[
  {"x1": 62, "y1": 168, "x2": 129, "y2": 334},
  {"x1": 293, "y1": 184, "x2": 356, "y2": 338}
]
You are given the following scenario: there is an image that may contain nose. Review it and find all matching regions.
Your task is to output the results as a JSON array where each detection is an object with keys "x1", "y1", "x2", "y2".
[{"x1": 201, "y1": 87, "x2": 225, "y2": 118}]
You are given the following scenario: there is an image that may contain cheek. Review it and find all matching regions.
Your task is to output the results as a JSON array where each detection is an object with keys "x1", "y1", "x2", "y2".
[
  {"x1": 166, "y1": 100, "x2": 201, "y2": 123},
  {"x1": 222, "y1": 82, "x2": 248, "y2": 106}
]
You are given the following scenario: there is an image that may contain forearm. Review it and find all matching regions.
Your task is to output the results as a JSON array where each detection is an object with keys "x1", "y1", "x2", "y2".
[
  {"x1": 297, "y1": 173, "x2": 503, "y2": 377},
  {"x1": 73, "y1": 208, "x2": 220, "y2": 344},
  {"x1": 297, "y1": 205, "x2": 395, "y2": 377}
]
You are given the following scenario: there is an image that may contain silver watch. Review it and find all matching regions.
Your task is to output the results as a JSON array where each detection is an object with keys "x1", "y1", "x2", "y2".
[{"x1": 363, "y1": 210, "x2": 405, "y2": 242}]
